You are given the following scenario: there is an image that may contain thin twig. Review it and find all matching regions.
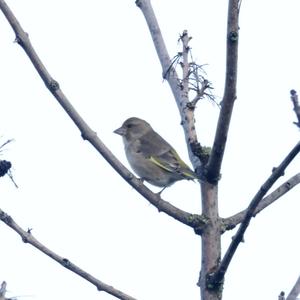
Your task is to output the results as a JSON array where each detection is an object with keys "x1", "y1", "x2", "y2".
[
  {"x1": 222, "y1": 173, "x2": 300, "y2": 230},
  {"x1": 0, "y1": 139, "x2": 14, "y2": 151},
  {"x1": 177, "y1": 33, "x2": 215, "y2": 110},
  {"x1": 0, "y1": 209, "x2": 137, "y2": 300},
  {"x1": 290, "y1": 90, "x2": 300, "y2": 128},
  {"x1": 206, "y1": 0, "x2": 240, "y2": 183},
  {"x1": 208, "y1": 140, "x2": 300, "y2": 287},
  {"x1": 189, "y1": 79, "x2": 212, "y2": 108},
  {"x1": 7, "y1": 170, "x2": 18, "y2": 188}
]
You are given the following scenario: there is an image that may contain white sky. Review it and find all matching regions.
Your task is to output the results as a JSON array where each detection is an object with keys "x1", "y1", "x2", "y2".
[{"x1": 0, "y1": 1, "x2": 300, "y2": 299}]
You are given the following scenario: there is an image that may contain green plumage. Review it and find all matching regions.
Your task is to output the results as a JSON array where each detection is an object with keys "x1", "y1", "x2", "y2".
[{"x1": 114, "y1": 117, "x2": 199, "y2": 189}]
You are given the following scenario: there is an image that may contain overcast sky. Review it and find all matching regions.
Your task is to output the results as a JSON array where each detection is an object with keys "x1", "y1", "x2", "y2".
[{"x1": 0, "y1": 1, "x2": 300, "y2": 300}]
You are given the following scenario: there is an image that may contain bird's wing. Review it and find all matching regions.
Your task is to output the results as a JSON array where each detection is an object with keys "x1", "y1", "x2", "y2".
[
  {"x1": 151, "y1": 149, "x2": 198, "y2": 179},
  {"x1": 138, "y1": 131, "x2": 197, "y2": 179},
  {"x1": 138, "y1": 130, "x2": 172, "y2": 156}
]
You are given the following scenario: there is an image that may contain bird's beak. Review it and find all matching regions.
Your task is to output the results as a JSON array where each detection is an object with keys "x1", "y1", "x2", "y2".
[{"x1": 114, "y1": 126, "x2": 126, "y2": 136}]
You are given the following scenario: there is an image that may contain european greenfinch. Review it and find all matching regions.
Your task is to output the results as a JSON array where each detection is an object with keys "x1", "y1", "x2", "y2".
[{"x1": 114, "y1": 117, "x2": 199, "y2": 189}]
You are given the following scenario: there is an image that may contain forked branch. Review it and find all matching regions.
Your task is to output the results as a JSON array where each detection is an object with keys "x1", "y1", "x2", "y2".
[
  {"x1": 223, "y1": 173, "x2": 300, "y2": 230},
  {"x1": 208, "y1": 140, "x2": 300, "y2": 288},
  {"x1": 136, "y1": 0, "x2": 206, "y2": 169},
  {"x1": 0, "y1": 0, "x2": 206, "y2": 231}
]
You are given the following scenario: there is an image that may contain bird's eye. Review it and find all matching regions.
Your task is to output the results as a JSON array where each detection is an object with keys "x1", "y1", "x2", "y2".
[{"x1": 127, "y1": 124, "x2": 133, "y2": 128}]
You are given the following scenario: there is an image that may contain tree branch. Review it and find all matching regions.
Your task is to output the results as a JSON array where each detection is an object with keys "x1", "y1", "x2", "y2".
[
  {"x1": 0, "y1": 209, "x2": 137, "y2": 300},
  {"x1": 206, "y1": 0, "x2": 240, "y2": 183},
  {"x1": 286, "y1": 275, "x2": 300, "y2": 300},
  {"x1": 208, "y1": 140, "x2": 300, "y2": 288},
  {"x1": 135, "y1": 0, "x2": 202, "y2": 169},
  {"x1": 0, "y1": 281, "x2": 7, "y2": 300},
  {"x1": 290, "y1": 90, "x2": 300, "y2": 128},
  {"x1": 180, "y1": 30, "x2": 190, "y2": 98},
  {"x1": 0, "y1": 0, "x2": 206, "y2": 232},
  {"x1": 222, "y1": 173, "x2": 300, "y2": 231}
]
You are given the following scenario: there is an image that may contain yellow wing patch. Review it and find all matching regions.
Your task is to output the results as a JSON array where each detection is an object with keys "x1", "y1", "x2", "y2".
[
  {"x1": 149, "y1": 150, "x2": 198, "y2": 180},
  {"x1": 149, "y1": 156, "x2": 173, "y2": 173}
]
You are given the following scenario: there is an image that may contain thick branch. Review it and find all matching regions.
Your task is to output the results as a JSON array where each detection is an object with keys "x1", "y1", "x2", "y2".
[
  {"x1": 208, "y1": 141, "x2": 300, "y2": 287},
  {"x1": 198, "y1": 182, "x2": 221, "y2": 299},
  {"x1": 206, "y1": 0, "x2": 240, "y2": 183},
  {"x1": 0, "y1": 209, "x2": 136, "y2": 300},
  {"x1": 286, "y1": 275, "x2": 300, "y2": 300},
  {"x1": 223, "y1": 173, "x2": 300, "y2": 230},
  {"x1": 135, "y1": 0, "x2": 201, "y2": 169},
  {"x1": 0, "y1": 0, "x2": 206, "y2": 232}
]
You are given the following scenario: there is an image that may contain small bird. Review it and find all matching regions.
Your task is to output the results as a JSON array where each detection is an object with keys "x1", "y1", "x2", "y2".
[{"x1": 114, "y1": 117, "x2": 199, "y2": 190}]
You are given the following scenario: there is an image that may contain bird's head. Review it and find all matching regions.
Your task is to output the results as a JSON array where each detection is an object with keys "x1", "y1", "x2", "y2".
[{"x1": 114, "y1": 117, "x2": 152, "y2": 143}]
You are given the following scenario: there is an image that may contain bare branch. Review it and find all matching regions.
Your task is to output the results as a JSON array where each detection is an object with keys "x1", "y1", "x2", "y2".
[
  {"x1": 180, "y1": 30, "x2": 190, "y2": 98},
  {"x1": 177, "y1": 33, "x2": 214, "y2": 108},
  {"x1": 0, "y1": 281, "x2": 7, "y2": 300},
  {"x1": 135, "y1": 0, "x2": 201, "y2": 169},
  {"x1": 0, "y1": 139, "x2": 14, "y2": 151},
  {"x1": 287, "y1": 275, "x2": 300, "y2": 300},
  {"x1": 188, "y1": 78, "x2": 214, "y2": 109},
  {"x1": 223, "y1": 173, "x2": 300, "y2": 230},
  {"x1": 206, "y1": 0, "x2": 240, "y2": 183},
  {"x1": 0, "y1": 0, "x2": 206, "y2": 232},
  {"x1": 0, "y1": 209, "x2": 137, "y2": 300},
  {"x1": 290, "y1": 90, "x2": 300, "y2": 128},
  {"x1": 208, "y1": 140, "x2": 300, "y2": 288}
]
